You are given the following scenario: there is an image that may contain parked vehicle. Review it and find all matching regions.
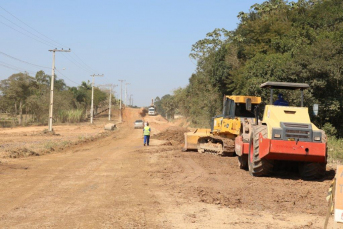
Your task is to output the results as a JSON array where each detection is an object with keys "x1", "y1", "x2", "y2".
[{"x1": 134, "y1": 120, "x2": 144, "y2": 129}]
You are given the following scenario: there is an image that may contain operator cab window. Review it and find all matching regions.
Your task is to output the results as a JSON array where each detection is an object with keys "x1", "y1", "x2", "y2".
[
  {"x1": 235, "y1": 103, "x2": 255, "y2": 118},
  {"x1": 223, "y1": 98, "x2": 235, "y2": 118}
]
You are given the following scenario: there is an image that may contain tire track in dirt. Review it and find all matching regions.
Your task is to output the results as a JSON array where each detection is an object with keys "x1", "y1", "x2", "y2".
[
  {"x1": 141, "y1": 126, "x2": 335, "y2": 228},
  {"x1": 0, "y1": 124, "x2": 163, "y2": 228}
]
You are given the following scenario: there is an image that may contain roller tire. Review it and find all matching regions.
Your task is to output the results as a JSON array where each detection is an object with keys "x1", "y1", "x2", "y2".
[
  {"x1": 248, "y1": 125, "x2": 274, "y2": 177},
  {"x1": 298, "y1": 129, "x2": 327, "y2": 180}
]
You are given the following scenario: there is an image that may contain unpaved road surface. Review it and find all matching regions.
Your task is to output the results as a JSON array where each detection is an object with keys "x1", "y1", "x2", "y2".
[{"x1": 0, "y1": 108, "x2": 336, "y2": 228}]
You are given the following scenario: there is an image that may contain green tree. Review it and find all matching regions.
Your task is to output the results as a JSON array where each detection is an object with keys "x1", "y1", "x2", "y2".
[
  {"x1": 165, "y1": 0, "x2": 343, "y2": 135},
  {"x1": 0, "y1": 72, "x2": 35, "y2": 125}
]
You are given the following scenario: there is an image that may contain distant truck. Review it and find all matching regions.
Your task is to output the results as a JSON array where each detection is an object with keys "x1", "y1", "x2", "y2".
[{"x1": 148, "y1": 99, "x2": 157, "y2": 116}]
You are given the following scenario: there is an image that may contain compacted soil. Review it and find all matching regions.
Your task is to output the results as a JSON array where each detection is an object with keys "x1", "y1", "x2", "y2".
[{"x1": 0, "y1": 108, "x2": 337, "y2": 228}]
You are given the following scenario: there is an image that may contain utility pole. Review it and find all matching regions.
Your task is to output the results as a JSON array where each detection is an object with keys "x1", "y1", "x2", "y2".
[
  {"x1": 118, "y1": 80, "x2": 125, "y2": 122},
  {"x1": 90, "y1": 74, "x2": 104, "y2": 124},
  {"x1": 108, "y1": 85, "x2": 113, "y2": 120},
  {"x1": 101, "y1": 84, "x2": 118, "y2": 121},
  {"x1": 125, "y1": 82, "x2": 130, "y2": 106},
  {"x1": 48, "y1": 48, "x2": 71, "y2": 132}
]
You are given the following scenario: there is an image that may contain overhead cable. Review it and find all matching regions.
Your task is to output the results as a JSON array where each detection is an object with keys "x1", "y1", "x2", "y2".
[
  {"x1": 0, "y1": 21, "x2": 52, "y2": 47},
  {"x1": 0, "y1": 5, "x2": 98, "y2": 83},
  {"x1": 0, "y1": 15, "x2": 56, "y2": 47},
  {"x1": 72, "y1": 52, "x2": 97, "y2": 73},
  {"x1": 0, "y1": 51, "x2": 50, "y2": 69},
  {"x1": 0, "y1": 61, "x2": 36, "y2": 75},
  {"x1": 0, "y1": 5, "x2": 97, "y2": 72},
  {"x1": 0, "y1": 5, "x2": 65, "y2": 47},
  {"x1": 55, "y1": 69, "x2": 80, "y2": 86},
  {"x1": 61, "y1": 53, "x2": 94, "y2": 74}
]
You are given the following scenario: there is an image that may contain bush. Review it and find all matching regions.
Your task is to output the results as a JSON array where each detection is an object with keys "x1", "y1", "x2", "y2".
[
  {"x1": 57, "y1": 109, "x2": 84, "y2": 123},
  {"x1": 327, "y1": 137, "x2": 343, "y2": 163},
  {"x1": 67, "y1": 109, "x2": 84, "y2": 123},
  {"x1": 323, "y1": 123, "x2": 337, "y2": 137}
]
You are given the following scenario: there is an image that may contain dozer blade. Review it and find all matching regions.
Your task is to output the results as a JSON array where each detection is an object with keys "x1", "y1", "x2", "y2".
[
  {"x1": 197, "y1": 135, "x2": 235, "y2": 156},
  {"x1": 182, "y1": 128, "x2": 211, "y2": 151}
]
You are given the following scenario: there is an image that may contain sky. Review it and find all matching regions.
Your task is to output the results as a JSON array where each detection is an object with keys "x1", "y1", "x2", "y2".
[{"x1": 0, "y1": 0, "x2": 266, "y2": 107}]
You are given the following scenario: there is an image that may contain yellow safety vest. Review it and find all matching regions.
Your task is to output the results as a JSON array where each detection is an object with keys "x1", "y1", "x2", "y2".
[{"x1": 143, "y1": 126, "x2": 150, "y2": 135}]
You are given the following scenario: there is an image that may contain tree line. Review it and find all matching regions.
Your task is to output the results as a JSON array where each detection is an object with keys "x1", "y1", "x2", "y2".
[
  {"x1": 156, "y1": 0, "x2": 343, "y2": 137},
  {"x1": 0, "y1": 70, "x2": 112, "y2": 126}
]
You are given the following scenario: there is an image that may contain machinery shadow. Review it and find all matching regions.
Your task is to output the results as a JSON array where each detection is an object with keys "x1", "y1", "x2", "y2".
[{"x1": 270, "y1": 161, "x2": 335, "y2": 182}]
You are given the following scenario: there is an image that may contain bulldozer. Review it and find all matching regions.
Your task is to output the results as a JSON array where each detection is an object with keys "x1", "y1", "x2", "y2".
[
  {"x1": 183, "y1": 95, "x2": 261, "y2": 157},
  {"x1": 246, "y1": 82, "x2": 327, "y2": 180}
]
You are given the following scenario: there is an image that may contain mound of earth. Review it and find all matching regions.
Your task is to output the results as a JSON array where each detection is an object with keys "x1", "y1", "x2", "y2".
[
  {"x1": 152, "y1": 126, "x2": 189, "y2": 144},
  {"x1": 139, "y1": 107, "x2": 147, "y2": 117}
]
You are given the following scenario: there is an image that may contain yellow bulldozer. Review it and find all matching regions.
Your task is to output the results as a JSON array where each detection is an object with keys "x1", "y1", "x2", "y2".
[{"x1": 183, "y1": 95, "x2": 261, "y2": 160}]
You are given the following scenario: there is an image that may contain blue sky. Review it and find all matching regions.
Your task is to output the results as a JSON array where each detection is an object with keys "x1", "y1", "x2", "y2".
[{"x1": 0, "y1": 0, "x2": 266, "y2": 106}]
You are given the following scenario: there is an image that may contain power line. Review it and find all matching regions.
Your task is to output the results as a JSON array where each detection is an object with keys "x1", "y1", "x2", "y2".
[
  {"x1": 0, "y1": 5, "x2": 65, "y2": 47},
  {"x1": 61, "y1": 53, "x2": 93, "y2": 74},
  {"x1": 0, "y1": 62, "x2": 25, "y2": 72},
  {"x1": 0, "y1": 51, "x2": 50, "y2": 69},
  {"x1": 0, "y1": 14, "x2": 56, "y2": 47},
  {"x1": 0, "y1": 5, "x2": 99, "y2": 87},
  {"x1": 71, "y1": 52, "x2": 97, "y2": 73},
  {"x1": 1, "y1": 20, "x2": 93, "y2": 80},
  {"x1": 0, "y1": 19, "x2": 91, "y2": 74},
  {"x1": 0, "y1": 5, "x2": 97, "y2": 75},
  {"x1": 0, "y1": 61, "x2": 36, "y2": 75},
  {"x1": 0, "y1": 61, "x2": 79, "y2": 86},
  {"x1": 55, "y1": 69, "x2": 79, "y2": 86},
  {"x1": 0, "y1": 51, "x2": 79, "y2": 86},
  {"x1": 0, "y1": 21, "x2": 52, "y2": 47}
]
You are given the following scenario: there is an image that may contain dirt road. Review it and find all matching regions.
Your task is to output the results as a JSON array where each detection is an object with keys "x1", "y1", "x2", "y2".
[{"x1": 0, "y1": 108, "x2": 336, "y2": 228}]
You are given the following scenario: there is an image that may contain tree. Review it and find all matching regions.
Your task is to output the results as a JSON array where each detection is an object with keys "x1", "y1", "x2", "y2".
[
  {"x1": 163, "y1": 0, "x2": 343, "y2": 135},
  {"x1": 0, "y1": 72, "x2": 35, "y2": 125}
]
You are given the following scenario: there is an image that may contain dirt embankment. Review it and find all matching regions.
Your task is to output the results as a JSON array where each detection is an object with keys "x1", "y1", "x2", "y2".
[
  {"x1": 153, "y1": 126, "x2": 189, "y2": 146},
  {"x1": 0, "y1": 109, "x2": 119, "y2": 160}
]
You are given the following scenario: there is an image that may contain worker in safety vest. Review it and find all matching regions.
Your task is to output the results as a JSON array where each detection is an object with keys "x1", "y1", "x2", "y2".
[{"x1": 143, "y1": 122, "x2": 151, "y2": 146}]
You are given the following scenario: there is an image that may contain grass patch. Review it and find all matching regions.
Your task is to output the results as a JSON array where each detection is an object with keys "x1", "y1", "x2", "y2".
[
  {"x1": 44, "y1": 141, "x2": 58, "y2": 150},
  {"x1": 327, "y1": 137, "x2": 343, "y2": 163},
  {"x1": 57, "y1": 109, "x2": 84, "y2": 123}
]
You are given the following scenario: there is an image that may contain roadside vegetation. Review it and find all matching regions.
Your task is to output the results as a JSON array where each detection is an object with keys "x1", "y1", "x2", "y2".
[
  {"x1": 155, "y1": 0, "x2": 343, "y2": 160},
  {"x1": 0, "y1": 70, "x2": 115, "y2": 126},
  {"x1": 328, "y1": 137, "x2": 343, "y2": 163}
]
